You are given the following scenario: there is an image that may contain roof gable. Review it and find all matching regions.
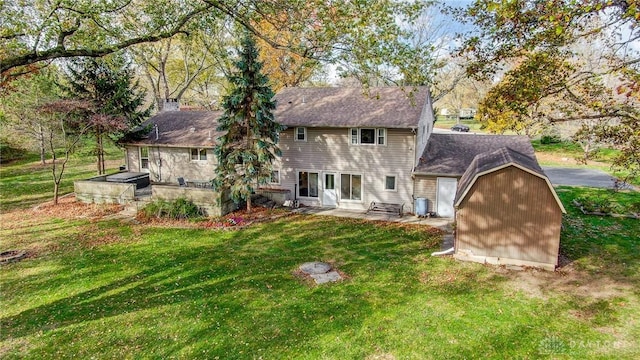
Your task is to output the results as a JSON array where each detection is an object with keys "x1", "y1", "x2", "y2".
[
  {"x1": 454, "y1": 147, "x2": 566, "y2": 213},
  {"x1": 273, "y1": 87, "x2": 429, "y2": 128}
]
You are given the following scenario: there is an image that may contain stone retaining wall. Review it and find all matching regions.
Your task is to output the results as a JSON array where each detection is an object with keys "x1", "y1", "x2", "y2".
[
  {"x1": 75, "y1": 178, "x2": 136, "y2": 204},
  {"x1": 152, "y1": 184, "x2": 236, "y2": 217}
]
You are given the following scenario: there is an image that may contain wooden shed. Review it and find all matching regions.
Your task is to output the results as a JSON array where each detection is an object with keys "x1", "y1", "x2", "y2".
[{"x1": 453, "y1": 147, "x2": 566, "y2": 271}]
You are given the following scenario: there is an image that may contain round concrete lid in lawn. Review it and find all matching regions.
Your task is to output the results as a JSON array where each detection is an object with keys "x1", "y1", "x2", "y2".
[{"x1": 299, "y1": 261, "x2": 332, "y2": 275}]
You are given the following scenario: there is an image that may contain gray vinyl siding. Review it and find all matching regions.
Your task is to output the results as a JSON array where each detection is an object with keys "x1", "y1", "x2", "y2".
[
  {"x1": 415, "y1": 90, "x2": 435, "y2": 164},
  {"x1": 274, "y1": 127, "x2": 415, "y2": 211},
  {"x1": 125, "y1": 146, "x2": 140, "y2": 172},
  {"x1": 125, "y1": 145, "x2": 216, "y2": 184},
  {"x1": 413, "y1": 175, "x2": 437, "y2": 213}
]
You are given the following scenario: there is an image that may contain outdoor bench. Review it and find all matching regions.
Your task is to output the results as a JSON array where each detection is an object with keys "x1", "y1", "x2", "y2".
[{"x1": 366, "y1": 202, "x2": 404, "y2": 217}]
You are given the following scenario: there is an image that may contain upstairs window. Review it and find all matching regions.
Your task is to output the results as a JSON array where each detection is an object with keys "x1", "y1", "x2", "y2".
[
  {"x1": 140, "y1": 147, "x2": 149, "y2": 169},
  {"x1": 349, "y1": 128, "x2": 386, "y2": 145},
  {"x1": 377, "y1": 129, "x2": 386, "y2": 145},
  {"x1": 190, "y1": 148, "x2": 207, "y2": 161},
  {"x1": 295, "y1": 127, "x2": 307, "y2": 141}
]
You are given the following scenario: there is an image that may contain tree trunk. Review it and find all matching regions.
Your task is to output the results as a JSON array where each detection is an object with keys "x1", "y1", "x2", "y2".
[
  {"x1": 96, "y1": 131, "x2": 105, "y2": 175},
  {"x1": 39, "y1": 125, "x2": 46, "y2": 165},
  {"x1": 246, "y1": 195, "x2": 252, "y2": 214}
]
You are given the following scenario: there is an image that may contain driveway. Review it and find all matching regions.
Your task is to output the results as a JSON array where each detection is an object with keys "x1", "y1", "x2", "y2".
[{"x1": 542, "y1": 166, "x2": 633, "y2": 189}]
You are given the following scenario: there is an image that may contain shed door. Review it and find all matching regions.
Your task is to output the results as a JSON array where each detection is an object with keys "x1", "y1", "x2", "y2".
[{"x1": 436, "y1": 177, "x2": 457, "y2": 218}]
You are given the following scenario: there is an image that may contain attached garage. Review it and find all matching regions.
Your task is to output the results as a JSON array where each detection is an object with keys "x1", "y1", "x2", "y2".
[{"x1": 453, "y1": 147, "x2": 566, "y2": 271}]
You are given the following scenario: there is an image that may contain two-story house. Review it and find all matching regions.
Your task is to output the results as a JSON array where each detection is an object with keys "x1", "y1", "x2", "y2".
[{"x1": 121, "y1": 87, "x2": 538, "y2": 216}]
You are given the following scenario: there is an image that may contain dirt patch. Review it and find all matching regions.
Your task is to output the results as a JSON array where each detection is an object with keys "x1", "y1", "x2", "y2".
[
  {"x1": 135, "y1": 207, "x2": 293, "y2": 229},
  {"x1": 0, "y1": 250, "x2": 27, "y2": 264},
  {"x1": 1, "y1": 196, "x2": 123, "y2": 231},
  {"x1": 496, "y1": 264, "x2": 635, "y2": 300},
  {"x1": 32, "y1": 195, "x2": 124, "y2": 219}
]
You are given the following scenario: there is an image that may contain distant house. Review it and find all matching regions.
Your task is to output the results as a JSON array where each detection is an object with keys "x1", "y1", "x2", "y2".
[{"x1": 453, "y1": 147, "x2": 566, "y2": 270}]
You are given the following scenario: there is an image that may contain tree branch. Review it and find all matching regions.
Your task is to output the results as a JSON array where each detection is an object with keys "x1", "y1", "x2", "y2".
[{"x1": 1, "y1": 5, "x2": 213, "y2": 73}]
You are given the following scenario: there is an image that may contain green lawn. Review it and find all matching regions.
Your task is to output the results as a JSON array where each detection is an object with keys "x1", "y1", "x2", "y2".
[
  {"x1": 434, "y1": 116, "x2": 485, "y2": 132},
  {"x1": 1, "y1": 188, "x2": 639, "y2": 358},
  {"x1": 1, "y1": 147, "x2": 639, "y2": 358},
  {"x1": 531, "y1": 140, "x2": 639, "y2": 186},
  {"x1": 0, "y1": 148, "x2": 123, "y2": 212}
]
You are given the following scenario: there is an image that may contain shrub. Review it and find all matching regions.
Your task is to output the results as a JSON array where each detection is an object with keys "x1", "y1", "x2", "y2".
[
  {"x1": 141, "y1": 198, "x2": 204, "y2": 219},
  {"x1": 577, "y1": 196, "x2": 616, "y2": 214},
  {"x1": 540, "y1": 134, "x2": 561, "y2": 144}
]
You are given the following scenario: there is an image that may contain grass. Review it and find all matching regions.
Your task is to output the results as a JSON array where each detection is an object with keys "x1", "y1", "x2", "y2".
[
  {"x1": 1, "y1": 143, "x2": 638, "y2": 358},
  {"x1": 433, "y1": 116, "x2": 485, "y2": 132},
  {"x1": 555, "y1": 187, "x2": 640, "y2": 280},
  {"x1": 0, "y1": 147, "x2": 123, "y2": 212},
  {"x1": 531, "y1": 139, "x2": 639, "y2": 186},
  {"x1": 1, "y1": 188, "x2": 639, "y2": 358}
]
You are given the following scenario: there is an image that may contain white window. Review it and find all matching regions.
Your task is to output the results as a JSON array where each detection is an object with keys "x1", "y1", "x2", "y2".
[
  {"x1": 295, "y1": 127, "x2": 307, "y2": 141},
  {"x1": 341, "y1": 173, "x2": 362, "y2": 201},
  {"x1": 190, "y1": 148, "x2": 207, "y2": 161},
  {"x1": 384, "y1": 175, "x2": 396, "y2": 191},
  {"x1": 269, "y1": 170, "x2": 280, "y2": 184},
  {"x1": 349, "y1": 128, "x2": 386, "y2": 145},
  {"x1": 377, "y1": 128, "x2": 386, "y2": 145},
  {"x1": 298, "y1": 171, "x2": 318, "y2": 197},
  {"x1": 140, "y1": 147, "x2": 149, "y2": 169}
]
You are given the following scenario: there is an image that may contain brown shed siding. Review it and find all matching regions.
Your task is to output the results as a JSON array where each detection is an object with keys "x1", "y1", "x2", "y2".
[{"x1": 455, "y1": 166, "x2": 562, "y2": 267}]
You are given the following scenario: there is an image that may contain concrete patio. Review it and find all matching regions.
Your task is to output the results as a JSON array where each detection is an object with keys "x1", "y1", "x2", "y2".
[{"x1": 292, "y1": 206, "x2": 454, "y2": 231}]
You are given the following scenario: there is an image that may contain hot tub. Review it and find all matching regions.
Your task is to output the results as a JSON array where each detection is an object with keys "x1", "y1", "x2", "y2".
[{"x1": 106, "y1": 172, "x2": 150, "y2": 188}]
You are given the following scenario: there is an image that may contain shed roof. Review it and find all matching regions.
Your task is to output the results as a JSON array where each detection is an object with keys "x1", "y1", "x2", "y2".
[
  {"x1": 122, "y1": 110, "x2": 223, "y2": 148},
  {"x1": 454, "y1": 147, "x2": 566, "y2": 212},
  {"x1": 414, "y1": 133, "x2": 536, "y2": 176},
  {"x1": 273, "y1": 87, "x2": 429, "y2": 128}
]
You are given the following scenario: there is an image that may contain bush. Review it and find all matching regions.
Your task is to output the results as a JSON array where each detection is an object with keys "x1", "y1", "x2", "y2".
[
  {"x1": 576, "y1": 196, "x2": 617, "y2": 214},
  {"x1": 141, "y1": 198, "x2": 204, "y2": 219},
  {"x1": 0, "y1": 142, "x2": 29, "y2": 163},
  {"x1": 540, "y1": 134, "x2": 562, "y2": 144}
]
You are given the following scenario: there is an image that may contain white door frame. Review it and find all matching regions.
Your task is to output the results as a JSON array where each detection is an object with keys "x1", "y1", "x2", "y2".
[
  {"x1": 436, "y1": 177, "x2": 457, "y2": 218},
  {"x1": 323, "y1": 172, "x2": 338, "y2": 207}
]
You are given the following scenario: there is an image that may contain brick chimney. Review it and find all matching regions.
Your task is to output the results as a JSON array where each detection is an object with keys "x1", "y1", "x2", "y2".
[{"x1": 162, "y1": 98, "x2": 179, "y2": 112}]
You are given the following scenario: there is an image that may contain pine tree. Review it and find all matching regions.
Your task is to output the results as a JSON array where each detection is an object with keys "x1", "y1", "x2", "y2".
[
  {"x1": 213, "y1": 34, "x2": 283, "y2": 213},
  {"x1": 64, "y1": 55, "x2": 150, "y2": 174}
]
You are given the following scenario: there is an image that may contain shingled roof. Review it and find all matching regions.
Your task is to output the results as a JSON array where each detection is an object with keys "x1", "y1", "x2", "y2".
[
  {"x1": 414, "y1": 133, "x2": 536, "y2": 176},
  {"x1": 273, "y1": 87, "x2": 429, "y2": 128},
  {"x1": 453, "y1": 146, "x2": 565, "y2": 212},
  {"x1": 123, "y1": 110, "x2": 223, "y2": 147}
]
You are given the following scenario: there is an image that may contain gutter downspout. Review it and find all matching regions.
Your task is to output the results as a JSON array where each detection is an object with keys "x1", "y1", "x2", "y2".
[{"x1": 411, "y1": 128, "x2": 417, "y2": 214}]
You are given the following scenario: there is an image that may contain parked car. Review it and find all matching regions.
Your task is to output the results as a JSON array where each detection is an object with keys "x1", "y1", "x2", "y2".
[{"x1": 451, "y1": 124, "x2": 470, "y2": 132}]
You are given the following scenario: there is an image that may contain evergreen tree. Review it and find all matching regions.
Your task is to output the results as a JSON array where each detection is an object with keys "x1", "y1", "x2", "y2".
[
  {"x1": 213, "y1": 34, "x2": 283, "y2": 213},
  {"x1": 64, "y1": 55, "x2": 151, "y2": 174}
]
